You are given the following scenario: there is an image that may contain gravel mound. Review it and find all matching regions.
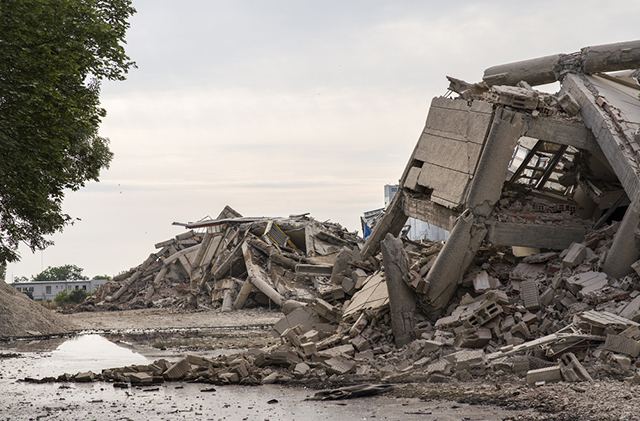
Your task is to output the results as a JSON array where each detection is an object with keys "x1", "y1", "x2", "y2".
[{"x1": 0, "y1": 280, "x2": 75, "y2": 339}]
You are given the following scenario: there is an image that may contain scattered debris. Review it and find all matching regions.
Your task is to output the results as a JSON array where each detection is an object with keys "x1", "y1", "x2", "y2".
[{"x1": 23, "y1": 40, "x2": 640, "y2": 397}]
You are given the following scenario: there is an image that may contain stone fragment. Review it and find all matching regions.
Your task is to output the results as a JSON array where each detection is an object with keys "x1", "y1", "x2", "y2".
[
  {"x1": 604, "y1": 334, "x2": 640, "y2": 357},
  {"x1": 129, "y1": 372, "x2": 153, "y2": 384},
  {"x1": 350, "y1": 335, "x2": 371, "y2": 352},
  {"x1": 325, "y1": 356, "x2": 356, "y2": 375},
  {"x1": 294, "y1": 362, "x2": 310, "y2": 377},
  {"x1": 562, "y1": 243, "x2": 587, "y2": 268},
  {"x1": 520, "y1": 280, "x2": 540, "y2": 311},
  {"x1": 219, "y1": 372, "x2": 240, "y2": 383},
  {"x1": 163, "y1": 359, "x2": 191, "y2": 380},
  {"x1": 526, "y1": 366, "x2": 562, "y2": 387},
  {"x1": 559, "y1": 352, "x2": 593, "y2": 382},
  {"x1": 75, "y1": 371, "x2": 95, "y2": 382}
]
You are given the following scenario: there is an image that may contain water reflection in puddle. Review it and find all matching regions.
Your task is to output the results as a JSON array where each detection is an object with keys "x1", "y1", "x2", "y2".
[
  {"x1": 0, "y1": 334, "x2": 149, "y2": 379},
  {"x1": 51, "y1": 334, "x2": 149, "y2": 374}
]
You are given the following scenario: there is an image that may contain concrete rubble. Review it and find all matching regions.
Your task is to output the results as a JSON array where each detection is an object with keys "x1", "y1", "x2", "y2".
[{"x1": 52, "y1": 40, "x2": 640, "y2": 392}]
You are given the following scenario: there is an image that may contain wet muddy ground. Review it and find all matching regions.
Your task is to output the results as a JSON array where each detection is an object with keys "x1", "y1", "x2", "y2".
[{"x1": 0, "y1": 333, "x2": 530, "y2": 420}]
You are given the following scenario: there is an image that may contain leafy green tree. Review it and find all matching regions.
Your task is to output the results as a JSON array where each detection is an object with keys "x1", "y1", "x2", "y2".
[
  {"x1": 0, "y1": 0, "x2": 136, "y2": 263},
  {"x1": 54, "y1": 287, "x2": 89, "y2": 305},
  {"x1": 92, "y1": 274, "x2": 111, "y2": 280},
  {"x1": 33, "y1": 264, "x2": 87, "y2": 281}
]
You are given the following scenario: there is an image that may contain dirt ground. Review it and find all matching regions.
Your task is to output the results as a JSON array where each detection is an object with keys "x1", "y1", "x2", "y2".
[
  {"x1": 63, "y1": 307, "x2": 282, "y2": 331},
  {"x1": 2, "y1": 308, "x2": 639, "y2": 420}
]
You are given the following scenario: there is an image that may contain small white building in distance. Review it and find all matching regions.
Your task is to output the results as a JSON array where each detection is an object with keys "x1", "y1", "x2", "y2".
[{"x1": 11, "y1": 279, "x2": 108, "y2": 301}]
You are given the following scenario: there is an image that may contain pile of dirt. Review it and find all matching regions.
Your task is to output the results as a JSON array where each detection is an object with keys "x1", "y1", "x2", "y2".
[{"x1": 0, "y1": 280, "x2": 75, "y2": 339}]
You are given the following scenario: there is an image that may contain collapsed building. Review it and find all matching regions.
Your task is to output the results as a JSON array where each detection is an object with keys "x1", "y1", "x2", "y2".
[
  {"x1": 362, "y1": 39, "x2": 640, "y2": 316},
  {"x1": 63, "y1": 40, "x2": 640, "y2": 391}
]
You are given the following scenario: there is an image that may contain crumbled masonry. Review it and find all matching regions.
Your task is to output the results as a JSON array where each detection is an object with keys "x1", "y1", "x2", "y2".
[{"x1": 50, "y1": 40, "x2": 640, "y2": 391}]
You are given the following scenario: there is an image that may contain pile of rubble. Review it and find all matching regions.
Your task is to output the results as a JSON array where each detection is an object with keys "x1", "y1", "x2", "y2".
[
  {"x1": 79, "y1": 205, "x2": 361, "y2": 312},
  {"x1": 52, "y1": 40, "x2": 640, "y2": 392},
  {"x1": 51, "y1": 218, "x2": 640, "y2": 390}
]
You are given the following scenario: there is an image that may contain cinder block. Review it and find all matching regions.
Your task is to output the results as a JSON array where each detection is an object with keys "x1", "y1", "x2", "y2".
[
  {"x1": 604, "y1": 334, "x2": 640, "y2": 357},
  {"x1": 559, "y1": 352, "x2": 592, "y2": 382},
  {"x1": 324, "y1": 356, "x2": 356, "y2": 375},
  {"x1": 163, "y1": 359, "x2": 191, "y2": 380},
  {"x1": 521, "y1": 280, "x2": 540, "y2": 311},
  {"x1": 526, "y1": 366, "x2": 561, "y2": 387}
]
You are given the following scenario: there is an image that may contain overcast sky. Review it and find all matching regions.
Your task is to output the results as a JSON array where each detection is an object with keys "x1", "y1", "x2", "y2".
[{"x1": 7, "y1": 0, "x2": 640, "y2": 281}]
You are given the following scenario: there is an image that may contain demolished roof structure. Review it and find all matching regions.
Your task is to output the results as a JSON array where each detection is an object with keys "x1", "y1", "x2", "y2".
[
  {"x1": 362, "y1": 40, "x2": 640, "y2": 317},
  {"x1": 57, "y1": 41, "x2": 640, "y2": 403},
  {"x1": 86, "y1": 205, "x2": 363, "y2": 312}
]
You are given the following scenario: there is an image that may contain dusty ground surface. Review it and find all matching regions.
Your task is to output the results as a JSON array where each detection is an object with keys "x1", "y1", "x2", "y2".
[
  {"x1": 0, "y1": 333, "x2": 525, "y2": 421},
  {"x1": 1, "y1": 309, "x2": 635, "y2": 420},
  {"x1": 390, "y1": 378, "x2": 640, "y2": 421},
  {"x1": 63, "y1": 307, "x2": 281, "y2": 331}
]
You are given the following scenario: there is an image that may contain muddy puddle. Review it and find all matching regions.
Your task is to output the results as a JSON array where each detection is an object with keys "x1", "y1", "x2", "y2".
[{"x1": 0, "y1": 333, "x2": 530, "y2": 420}]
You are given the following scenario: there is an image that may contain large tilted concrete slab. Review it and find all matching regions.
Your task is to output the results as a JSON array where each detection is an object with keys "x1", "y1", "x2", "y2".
[
  {"x1": 402, "y1": 97, "x2": 494, "y2": 209},
  {"x1": 560, "y1": 72, "x2": 640, "y2": 278},
  {"x1": 561, "y1": 73, "x2": 640, "y2": 199}
]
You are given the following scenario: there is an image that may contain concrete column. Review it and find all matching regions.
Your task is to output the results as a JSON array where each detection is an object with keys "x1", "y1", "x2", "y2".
[
  {"x1": 466, "y1": 107, "x2": 525, "y2": 217},
  {"x1": 424, "y1": 210, "x2": 474, "y2": 312},
  {"x1": 361, "y1": 190, "x2": 408, "y2": 259},
  {"x1": 483, "y1": 54, "x2": 562, "y2": 87},
  {"x1": 483, "y1": 40, "x2": 640, "y2": 87},
  {"x1": 424, "y1": 107, "x2": 524, "y2": 313},
  {"x1": 603, "y1": 192, "x2": 640, "y2": 279},
  {"x1": 380, "y1": 233, "x2": 416, "y2": 348}
]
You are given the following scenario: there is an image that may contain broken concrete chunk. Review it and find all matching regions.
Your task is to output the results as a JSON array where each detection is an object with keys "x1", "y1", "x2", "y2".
[
  {"x1": 163, "y1": 359, "x2": 191, "y2": 380},
  {"x1": 301, "y1": 342, "x2": 317, "y2": 357},
  {"x1": 425, "y1": 359, "x2": 452, "y2": 376},
  {"x1": 463, "y1": 297, "x2": 503, "y2": 329},
  {"x1": 312, "y1": 298, "x2": 342, "y2": 323},
  {"x1": 74, "y1": 371, "x2": 95, "y2": 382},
  {"x1": 454, "y1": 328, "x2": 492, "y2": 348},
  {"x1": 604, "y1": 334, "x2": 640, "y2": 357},
  {"x1": 473, "y1": 271, "x2": 494, "y2": 293},
  {"x1": 557, "y1": 92, "x2": 580, "y2": 116},
  {"x1": 349, "y1": 313, "x2": 368, "y2": 338},
  {"x1": 520, "y1": 279, "x2": 540, "y2": 311},
  {"x1": 566, "y1": 271, "x2": 608, "y2": 296},
  {"x1": 559, "y1": 352, "x2": 592, "y2": 382},
  {"x1": 272, "y1": 307, "x2": 320, "y2": 338},
  {"x1": 510, "y1": 263, "x2": 545, "y2": 281},
  {"x1": 324, "y1": 356, "x2": 356, "y2": 375},
  {"x1": 317, "y1": 344, "x2": 356, "y2": 359},
  {"x1": 350, "y1": 335, "x2": 371, "y2": 352},
  {"x1": 562, "y1": 243, "x2": 587, "y2": 268},
  {"x1": 330, "y1": 248, "x2": 352, "y2": 285},
  {"x1": 526, "y1": 366, "x2": 562, "y2": 387}
]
